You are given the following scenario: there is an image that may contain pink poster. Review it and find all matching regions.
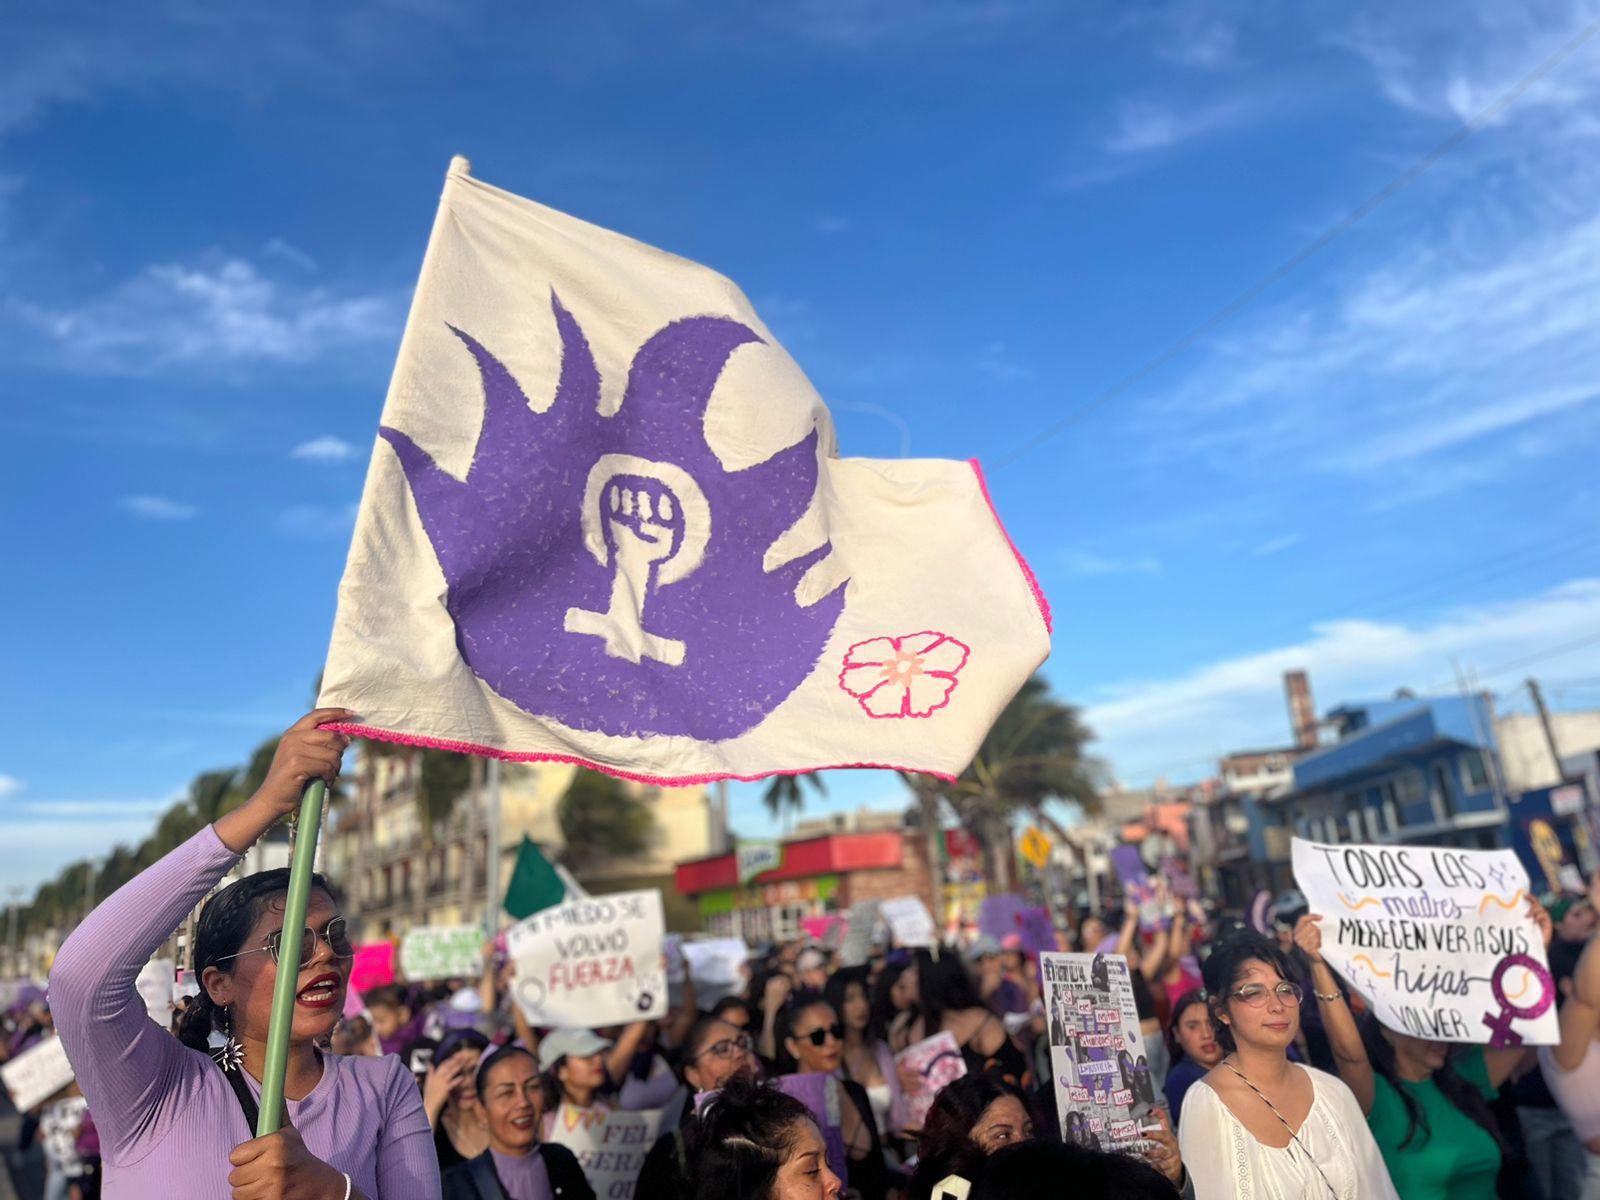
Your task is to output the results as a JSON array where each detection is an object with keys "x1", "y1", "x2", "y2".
[
  {"x1": 895, "y1": 1031, "x2": 966, "y2": 1129},
  {"x1": 350, "y1": 942, "x2": 396, "y2": 994}
]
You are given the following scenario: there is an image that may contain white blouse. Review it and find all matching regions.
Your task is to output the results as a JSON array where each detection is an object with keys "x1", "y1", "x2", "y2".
[{"x1": 1177, "y1": 1065, "x2": 1398, "y2": 1200}]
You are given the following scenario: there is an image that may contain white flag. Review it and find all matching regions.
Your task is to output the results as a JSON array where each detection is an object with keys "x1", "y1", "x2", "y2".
[{"x1": 319, "y1": 158, "x2": 1050, "y2": 783}]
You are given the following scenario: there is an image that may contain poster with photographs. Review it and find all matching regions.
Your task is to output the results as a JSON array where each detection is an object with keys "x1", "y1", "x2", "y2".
[{"x1": 1039, "y1": 951, "x2": 1156, "y2": 1151}]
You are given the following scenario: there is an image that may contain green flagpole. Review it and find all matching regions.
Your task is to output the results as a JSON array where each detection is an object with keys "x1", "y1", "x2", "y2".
[{"x1": 254, "y1": 778, "x2": 327, "y2": 1136}]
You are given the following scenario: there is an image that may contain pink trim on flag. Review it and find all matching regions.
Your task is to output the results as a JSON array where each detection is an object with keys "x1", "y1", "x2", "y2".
[
  {"x1": 322, "y1": 723, "x2": 959, "y2": 785},
  {"x1": 968, "y1": 459, "x2": 1052, "y2": 633}
]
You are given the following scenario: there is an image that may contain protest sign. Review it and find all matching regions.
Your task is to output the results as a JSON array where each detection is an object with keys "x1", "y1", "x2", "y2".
[
  {"x1": 681, "y1": 938, "x2": 748, "y2": 987},
  {"x1": 880, "y1": 895, "x2": 937, "y2": 948},
  {"x1": 175, "y1": 970, "x2": 202, "y2": 1000},
  {"x1": 1109, "y1": 845, "x2": 1162, "y2": 931},
  {"x1": 773, "y1": 1073, "x2": 849, "y2": 1186},
  {"x1": 135, "y1": 958, "x2": 176, "y2": 1026},
  {"x1": 507, "y1": 889, "x2": 667, "y2": 1027},
  {"x1": 838, "y1": 900, "x2": 881, "y2": 968},
  {"x1": 1, "y1": 1035, "x2": 75, "y2": 1112},
  {"x1": 800, "y1": 914, "x2": 843, "y2": 943},
  {"x1": 400, "y1": 924, "x2": 483, "y2": 982},
  {"x1": 979, "y1": 894, "x2": 1027, "y2": 943},
  {"x1": 544, "y1": 1102, "x2": 661, "y2": 1199},
  {"x1": 1292, "y1": 838, "x2": 1558, "y2": 1046},
  {"x1": 1039, "y1": 951, "x2": 1154, "y2": 1152},
  {"x1": 317, "y1": 158, "x2": 1051, "y2": 788},
  {"x1": 895, "y1": 1031, "x2": 966, "y2": 1130},
  {"x1": 350, "y1": 943, "x2": 396, "y2": 994}
]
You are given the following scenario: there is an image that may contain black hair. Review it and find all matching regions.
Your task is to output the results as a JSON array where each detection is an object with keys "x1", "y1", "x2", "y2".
[
  {"x1": 965, "y1": 1140, "x2": 1178, "y2": 1200},
  {"x1": 772, "y1": 993, "x2": 834, "y2": 1075},
  {"x1": 362, "y1": 983, "x2": 408, "y2": 1010},
  {"x1": 868, "y1": 960, "x2": 909, "y2": 1043},
  {"x1": 688, "y1": 1076, "x2": 821, "y2": 1200},
  {"x1": 1200, "y1": 931, "x2": 1297, "y2": 1054},
  {"x1": 475, "y1": 1043, "x2": 536, "y2": 1099},
  {"x1": 912, "y1": 946, "x2": 984, "y2": 1036},
  {"x1": 709, "y1": 995, "x2": 752, "y2": 1024},
  {"x1": 823, "y1": 967, "x2": 870, "y2": 1030},
  {"x1": 1165, "y1": 987, "x2": 1210, "y2": 1063},
  {"x1": 1357, "y1": 1012, "x2": 1506, "y2": 1154},
  {"x1": 1550, "y1": 939, "x2": 1585, "y2": 1002},
  {"x1": 909, "y1": 1074, "x2": 1030, "y2": 1200},
  {"x1": 175, "y1": 867, "x2": 335, "y2": 1053}
]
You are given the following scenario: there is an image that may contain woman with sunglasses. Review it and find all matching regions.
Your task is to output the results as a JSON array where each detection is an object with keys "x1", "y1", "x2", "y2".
[
  {"x1": 636, "y1": 1014, "x2": 760, "y2": 1200},
  {"x1": 824, "y1": 968, "x2": 911, "y2": 1144},
  {"x1": 778, "y1": 997, "x2": 889, "y2": 1200},
  {"x1": 1177, "y1": 932, "x2": 1396, "y2": 1199},
  {"x1": 50, "y1": 710, "x2": 440, "y2": 1199}
]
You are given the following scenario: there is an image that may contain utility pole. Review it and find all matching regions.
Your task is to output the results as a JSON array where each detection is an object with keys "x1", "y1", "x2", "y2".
[
  {"x1": 483, "y1": 758, "x2": 502, "y2": 940},
  {"x1": 1528, "y1": 678, "x2": 1566, "y2": 784}
]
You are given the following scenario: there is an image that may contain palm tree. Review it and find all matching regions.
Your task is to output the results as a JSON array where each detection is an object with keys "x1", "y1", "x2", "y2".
[
  {"x1": 761, "y1": 772, "x2": 827, "y2": 830},
  {"x1": 908, "y1": 674, "x2": 1103, "y2": 895}
]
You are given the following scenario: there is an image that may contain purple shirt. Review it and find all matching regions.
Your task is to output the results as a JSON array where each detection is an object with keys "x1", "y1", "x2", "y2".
[
  {"x1": 491, "y1": 1148, "x2": 554, "y2": 1200},
  {"x1": 49, "y1": 826, "x2": 441, "y2": 1199}
]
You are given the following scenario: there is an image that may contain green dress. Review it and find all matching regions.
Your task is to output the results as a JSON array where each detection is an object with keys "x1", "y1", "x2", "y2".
[{"x1": 1366, "y1": 1046, "x2": 1500, "y2": 1200}]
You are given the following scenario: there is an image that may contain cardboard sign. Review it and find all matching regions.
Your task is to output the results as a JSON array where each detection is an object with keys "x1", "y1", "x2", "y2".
[
  {"x1": 507, "y1": 889, "x2": 668, "y2": 1027},
  {"x1": 1292, "y1": 838, "x2": 1558, "y2": 1046},
  {"x1": 880, "y1": 895, "x2": 937, "y2": 948},
  {"x1": 773, "y1": 1073, "x2": 849, "y2": 1186},
  {"x1": 350, "y1": 942, "x2": 396, "y2": 994},
  {"x1": 895, "y1": 1031, "x2": 967, "y2": 1129},
  {"x1": 1040, "y1": 952, "x2": 1153, "y2": 1151},
  {"x1": 1110, "y1": 845, "x2": 1162, "y2": 931},
  {"x1": 1, "y1": 1035, "x2": 75, "y2": 1112},
  {"x1": 400, "y1": 924, "x2": 483, "y2": 982},
  {"x1": 544, "y1": 1102, "x2": 661, "y2": 1198},
  {"x1": 135, "y1": 958, "x2": 176, "y2": 1027},
  {"x1": 838, "y1": 900, "x2": 881, "y2": 968}
]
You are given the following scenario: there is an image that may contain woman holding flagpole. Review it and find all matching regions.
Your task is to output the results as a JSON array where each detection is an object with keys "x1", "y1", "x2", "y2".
[{"x1": 50, "y1": 710, "x2": 442, "y2": 1199}]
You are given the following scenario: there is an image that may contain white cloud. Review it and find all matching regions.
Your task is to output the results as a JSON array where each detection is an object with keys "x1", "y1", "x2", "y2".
[
  {"x1": 9, "y1": 254, "x2": 402, "y2": 376},
  {"x1": 1251, "y1": 534, "x2": 1302, "y2": 557},
  {"x1": 1085, "y1": 577, "x2": 1600, "y2": 784},
  {"x1": 278, "y1": 502, "x2": 359, "y2": 540},
  {"x1": 1102, "y1": 96, "x2": 1250, "y2": 157},
  {"x1": 1064, "y1": 551, "x2": 1163, "y2": 578},
  {"x1": 0, "y1": 775, "x2": 23, "y2": 799},
  {"x1": 118, "y1": 495, "x2": 197, "y2": 521},
  {"x1": 292, "y1": 435, "x2": 360, "y2": 463}
]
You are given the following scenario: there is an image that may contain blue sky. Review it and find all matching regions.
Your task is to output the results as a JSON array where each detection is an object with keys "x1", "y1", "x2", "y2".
[{"x1": 6, "y1": 1, "x2": 1600, "y2": 890}]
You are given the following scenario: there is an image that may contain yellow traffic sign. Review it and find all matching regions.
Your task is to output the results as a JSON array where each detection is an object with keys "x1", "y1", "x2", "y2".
[{"x1": 1020, "y1": 826, "x2": 1052, "y2": 870}]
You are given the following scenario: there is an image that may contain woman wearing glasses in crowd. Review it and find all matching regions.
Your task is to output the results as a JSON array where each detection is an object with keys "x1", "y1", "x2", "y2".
[
  {"x1": 1177, "y1": 932, "x2": 1396, "y2": 1199},
  {"x1": 1292, "y1": 909, "x2": 1550, "y2": 1200},
  {"x1": 779, "y1": 997, "x2": 889, "y2": 1200},
  {"x1": 634, "y1": 1013, "x2": 760, "y2": 1200},
  {"x1": 50, "y1": 710, "x2": 441, "y2": 1199}
]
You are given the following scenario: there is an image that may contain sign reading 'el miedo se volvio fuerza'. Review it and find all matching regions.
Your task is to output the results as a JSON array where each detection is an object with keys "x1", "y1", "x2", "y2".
[{"x1": 319, "y1": 157, "x2": 1051, "y2": 785}]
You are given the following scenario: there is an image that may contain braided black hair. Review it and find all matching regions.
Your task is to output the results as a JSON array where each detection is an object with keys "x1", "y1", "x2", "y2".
[{"x1": 174, "y1": 867, "x2": 333, "y2": 1053}]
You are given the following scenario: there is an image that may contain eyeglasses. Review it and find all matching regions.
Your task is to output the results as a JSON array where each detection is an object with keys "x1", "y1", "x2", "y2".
[
  {"x1": 692, "y1": 1033, "x2": 754, "y2": 1063},
  {"x1": 214, "y1": 916, "x2": 355, "y2": 968},
  {"x1": 797, "y1": 1023, "x2": 844, "y2": 1047},
  {"x1": 1229, "y1": 981, "x2": 1303, "y2": 1008}
]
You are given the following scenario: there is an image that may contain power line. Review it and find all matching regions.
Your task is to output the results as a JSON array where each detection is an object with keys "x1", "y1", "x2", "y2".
[
  {"x1": 992, "y1": 15, "x2": 1600, "y2": 470},
  {"x1": 1471, "y1": 631, "x2": 1600, "y2": 683}
]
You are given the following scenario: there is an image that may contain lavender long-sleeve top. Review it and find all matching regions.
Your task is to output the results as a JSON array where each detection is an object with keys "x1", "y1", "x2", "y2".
[{"x1": 49, "y1": 826, "x2": 442, "y2": 1200}]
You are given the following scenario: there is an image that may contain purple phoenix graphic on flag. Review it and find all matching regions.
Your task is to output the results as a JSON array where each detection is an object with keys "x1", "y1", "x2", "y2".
[{"x1": 379, "y1": 292, "x2": 848, "y2": 741}]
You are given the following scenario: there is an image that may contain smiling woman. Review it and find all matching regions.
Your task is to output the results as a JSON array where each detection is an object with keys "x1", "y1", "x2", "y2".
[{"x1": 48, "y1": 710, "x2": 442, "y2": 1200}]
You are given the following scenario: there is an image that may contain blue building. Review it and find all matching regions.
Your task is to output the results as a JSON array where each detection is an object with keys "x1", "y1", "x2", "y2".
[{"x1": 1270, "y1": 693, "x2": 1506, "y2": 857}]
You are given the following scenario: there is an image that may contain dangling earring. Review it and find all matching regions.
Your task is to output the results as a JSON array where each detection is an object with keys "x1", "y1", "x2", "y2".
[{"x1": 212, "y1": 1003, "x2": 245, "y2": 1072}]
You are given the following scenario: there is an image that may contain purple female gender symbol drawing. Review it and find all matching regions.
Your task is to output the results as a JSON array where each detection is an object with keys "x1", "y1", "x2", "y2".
[
  {"x1": 1481, "y1": 953, "x2": 1555, "y2": 1046},
  {"x1": 380, "y1": 292, "x2": 848, "y2": 742}
]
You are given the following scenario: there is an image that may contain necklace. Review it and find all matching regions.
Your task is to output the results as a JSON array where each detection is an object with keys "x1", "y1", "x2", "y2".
[{"x1": 1221, "y1": 1056, "x2": 1339, "y2": 1199}]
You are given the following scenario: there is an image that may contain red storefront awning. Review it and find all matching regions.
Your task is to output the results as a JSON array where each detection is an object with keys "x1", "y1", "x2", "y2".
[{"x1": 675, "y1": 831, "x2": 905, "y2": 896}]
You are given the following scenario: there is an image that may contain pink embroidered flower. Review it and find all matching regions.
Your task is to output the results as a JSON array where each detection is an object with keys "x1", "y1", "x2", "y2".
[{"x1": 838, "y1": 631, "x2": 970, "y2": 719}]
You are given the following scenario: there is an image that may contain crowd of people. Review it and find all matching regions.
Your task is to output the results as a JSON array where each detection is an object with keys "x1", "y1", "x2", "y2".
[{"x1": 4, "y1": 711, "x2": 1600, "y2": 1199}]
